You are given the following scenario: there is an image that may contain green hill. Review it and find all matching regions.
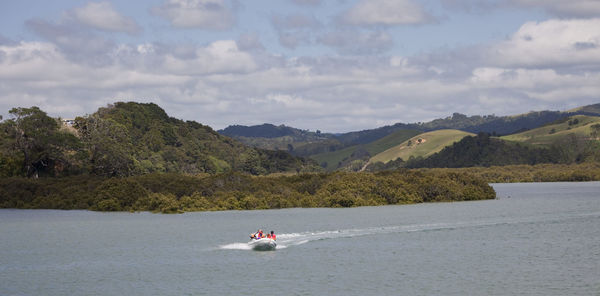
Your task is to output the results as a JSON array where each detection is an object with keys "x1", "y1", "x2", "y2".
[
  {"x1": 0, "y1": 102, "x2": 319, "y2": 178},
  {"x1": 311, "y1": 129, "x2": 420, "y2": 171},
  {"x1": 567, "y1": 103, "x2": 600, "y2": 115},
  {"x1": 402, "y1": 133, "x2": 557, "y2": 168},
  {"x1": 501, "y1": 115, "x2": 600, "y2": 145},
  {"x1": 369, "y1": 129, "x2": 474, "y2": 164}
]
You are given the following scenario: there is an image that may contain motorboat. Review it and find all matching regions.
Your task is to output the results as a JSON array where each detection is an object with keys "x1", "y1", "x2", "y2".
[{"x1": 248, "y1": 238, "x2": 277, "y2": 251}]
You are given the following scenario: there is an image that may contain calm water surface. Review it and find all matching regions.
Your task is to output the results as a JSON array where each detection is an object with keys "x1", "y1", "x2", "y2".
[{"x1": 1, "y1": 182, "x2": 599, "y2": 295}]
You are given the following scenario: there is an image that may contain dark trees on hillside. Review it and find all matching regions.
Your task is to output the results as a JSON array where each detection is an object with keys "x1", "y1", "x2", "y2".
[
  {"x1": 74, "y1": 115, "x2": 135, "y2": 177},
  {"x1": 404, "y1": 133, "x2": 556, "y2": 168},
  {"x1": 2, "y1": 107, "x2": 82, "y2": 178}
]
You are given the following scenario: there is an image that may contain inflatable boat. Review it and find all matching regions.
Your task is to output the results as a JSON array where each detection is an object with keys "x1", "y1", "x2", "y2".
[{"x1": 248, "y1": 238, "x2": 277, "y2": 251}]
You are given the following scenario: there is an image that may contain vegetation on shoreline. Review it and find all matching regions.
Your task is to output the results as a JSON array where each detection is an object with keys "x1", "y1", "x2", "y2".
[
  {"x1": 2, "y1": 163, "x2": 598, "y2": 213},
  {"x1": 0, "y1": 170, "x2": 495, "y2": 213},
  {"x1": 418, "y1": 163, "x2": 600, "y2": 183}
]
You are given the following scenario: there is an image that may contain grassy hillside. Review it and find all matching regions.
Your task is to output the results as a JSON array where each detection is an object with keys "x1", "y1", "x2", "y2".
[
  {"x1": 501, "y1": 115, "x2": 600, "y2": 145},
  {"x1": 311, "y1": 129, "x2": 420, "y2": 171},
  {"x1": 401, "y1": 133, "x2": 557, "y2": 169},
  {"x1": 567, "y1": 103, "x2": 600, "y2": 115},
  {"x1": 370, "y1": 129, "x2": 474, "y2": 164}
]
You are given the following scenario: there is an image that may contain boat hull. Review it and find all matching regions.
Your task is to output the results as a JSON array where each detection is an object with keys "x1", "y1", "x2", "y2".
[{"x1": 248, "y1": 238, "x2": 277, "y2": 251}]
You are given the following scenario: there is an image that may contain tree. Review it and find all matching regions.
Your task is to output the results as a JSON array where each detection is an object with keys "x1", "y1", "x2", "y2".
[
  {"x1": 6, "y1": 107, "x2": 81, "y2": 178},
  {"x1": 74, "y1": 115, "x2": 134, "y2": 177}
]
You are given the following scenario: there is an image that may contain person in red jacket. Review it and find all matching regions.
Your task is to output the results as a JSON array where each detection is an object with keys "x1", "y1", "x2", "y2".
[{"x1": 269, "y1": 231, "x2": 276, "y2": 240}]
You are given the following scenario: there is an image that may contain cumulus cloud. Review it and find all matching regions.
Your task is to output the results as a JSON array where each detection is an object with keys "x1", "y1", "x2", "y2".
[
  {"x1": 69, "y1": 1, "x2": 141, "y2": 34},
  {"x1": 153, "y1": 0, "x2": 234, "y2": 30},
  {"x1": 3, "y1": 12, "x2": 600, "y2": 132},
  {"x1": 485, "y1": 18, "x2": 600, "y2": 69},
  {"x1": 25, "y1": 19, "x2": 116, "y2": 66},
  {"x1": 340, "y1": 0, "x2": 436, "y2": 26}
]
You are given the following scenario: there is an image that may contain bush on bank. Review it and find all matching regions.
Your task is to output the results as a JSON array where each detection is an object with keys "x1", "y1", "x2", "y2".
[{"x1": 0, "y1": 170, "x2": 496, "y2": 213}]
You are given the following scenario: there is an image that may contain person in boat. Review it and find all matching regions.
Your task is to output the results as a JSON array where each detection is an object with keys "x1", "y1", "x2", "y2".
[
  {"x1": 269, "y1": 231, "x2": 276, "y2": 241},
  {"x1": 251, "y1": 229, "x2": 265, "y2": 239},
  {"x1": 250, "y1": 229, "x2": 261, "y2": 240}
]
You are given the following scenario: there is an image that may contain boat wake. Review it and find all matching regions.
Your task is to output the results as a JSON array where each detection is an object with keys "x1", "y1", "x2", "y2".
[
  {"x1": 219, "y1": 242, "x2": 253, "y2": 250},
  {"x1": 218, "y1": 211, "x2": 600, "y2": 251}
]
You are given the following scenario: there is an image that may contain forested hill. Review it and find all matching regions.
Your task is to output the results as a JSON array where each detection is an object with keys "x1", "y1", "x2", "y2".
[
  {"x1": 219, "y1": 123, "x2": 334, "y2": 140},
  {"x1": 0, "y1": 102, "x2": 319, "y2": 178}
]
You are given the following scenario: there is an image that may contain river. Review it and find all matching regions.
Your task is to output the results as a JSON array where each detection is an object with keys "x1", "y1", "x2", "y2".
[{"x1": 1, "y1": 182, "x2": 599, "y2": 295}]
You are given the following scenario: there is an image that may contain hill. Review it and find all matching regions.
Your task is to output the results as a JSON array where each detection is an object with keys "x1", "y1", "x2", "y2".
[
  {"x1": 218, "y1": 123, "x2": 341, "y2": 155},
  {"x1": 0, "y1": 102, "x2": 319, "y2": 178},
  {"x1": 311, "y1": 129, "x2": 420, "y2": 171},
  {"x1": 369, "y1": 130, "x2": 474, "y2": 164},
  {"x1": 501, "y1": 115, "x2": 600, "y2": 145},
  {"x1": 219, "y1": 104, "x2": 600, "y2": 166},
  {"x1": 567, "y1": 103, "x2": 600, "y2": 116},
  {"x1": 372, "y1": 116, "x2": 600, "y2": 170},
  {"x1": 401, "y1": 133, "x2": 556, "y2": 168}
]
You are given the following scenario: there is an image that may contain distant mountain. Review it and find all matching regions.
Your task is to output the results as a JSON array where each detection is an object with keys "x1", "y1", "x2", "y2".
[
  {"x1": 219, "y1": 123, "x2": 331, "y2": 139},
  {"x1": 218, "y1": 123, "x2": 337, "y2": 152},
  {"x1": 219, "y1": 103, "x2": 600, "y2": 154}
]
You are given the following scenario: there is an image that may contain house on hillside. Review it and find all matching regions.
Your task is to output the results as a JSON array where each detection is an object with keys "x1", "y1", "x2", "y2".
[{"x1": 62, "y1": 119, "x2": 75, "y2": 126}]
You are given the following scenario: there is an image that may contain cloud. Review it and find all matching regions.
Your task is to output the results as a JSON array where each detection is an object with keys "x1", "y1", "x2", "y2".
[
  {"x1": 25, "y1": 19, "x2": 116, "y2": 66},
  {"x1": 440, "y1": 0, "x2": 501, "y2": 13},
  {"x1": 270, "y1": 13, "x2": 321, "y2": 49},
  {"x1": 340, "y1": 0, "x2": 436, "y2": 26},
  {"x1": 485, "y1": 18, "x2": 600, "y2": 69},
  {"x1": 153, "y1": 0, "x2": 234, "y2": 30},
  {"x1": 3, "y1": 15, "x2": 600, "y2": 132},
  {"x1": 317, "y1": 30, "x2": 393, "y2": 55},
  {"x1": 443, "y1": 0, "x2": 600, "y2": 18},
  {"x1": 236, "y1": 33, "x2": 265, "y2": 51},
  {"x1": 278, "y1": 31, "x2": 312, "y2": 49},
  {"x1": 271, "y1": 14, "x2": 321, "y2": 30},
  {"x1": 510, "y1": 0, "x2": 600, "y2": 18},
  {"x1": 290, "y1": 0, "x2": 321, "y2": 6},
  {"x1": 69, "y1": 1, "x2": 141, "y2": 34}
]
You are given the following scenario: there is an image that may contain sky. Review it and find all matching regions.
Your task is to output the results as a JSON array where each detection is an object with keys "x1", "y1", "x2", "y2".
[{"x1": 1, "y1": 0, "x2": 599, "y2": 133}]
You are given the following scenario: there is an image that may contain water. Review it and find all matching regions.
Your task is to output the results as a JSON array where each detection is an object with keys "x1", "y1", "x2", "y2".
[{"x1": 1, "y1": 182, "x2": 599, "y2": 295}]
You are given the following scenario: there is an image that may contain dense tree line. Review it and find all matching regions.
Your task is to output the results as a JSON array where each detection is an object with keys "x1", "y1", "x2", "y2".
[
  {"x1": 0, "y1": 103, "x2": 320, "y2": 178},
  {"x1": 0, "y1": 170, "x2": 496, "y2": 213},
  {"x1": 420, "y1": 163, "x2": 600, "y2": 183}
]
